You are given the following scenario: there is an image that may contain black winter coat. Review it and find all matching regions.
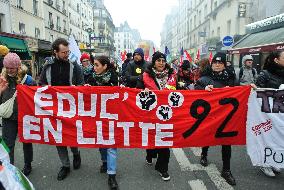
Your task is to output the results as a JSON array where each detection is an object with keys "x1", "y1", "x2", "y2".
[
  {"x1": 195, "y1": 69, "x2": 237, "y2": 90},
  {"x1": 256, "y1": 70, "x2": 284, "y2": 89},
  {"x1": 125, "y1": 60, "x2": 148, "y2": 88}
]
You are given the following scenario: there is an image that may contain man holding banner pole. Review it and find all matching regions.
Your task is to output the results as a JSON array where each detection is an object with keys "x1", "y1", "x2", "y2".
[
  {"x1": 195, "y1": 52, "x2": 238, "y2": 186},
  {"x1": 39, "y1": 38, "x2": 84, "y2": 181}
]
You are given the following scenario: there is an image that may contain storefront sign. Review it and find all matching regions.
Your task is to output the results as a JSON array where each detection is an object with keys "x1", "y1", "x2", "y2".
[{"x1": 246, "y1": 13, "x2": 284, "y2": 34}]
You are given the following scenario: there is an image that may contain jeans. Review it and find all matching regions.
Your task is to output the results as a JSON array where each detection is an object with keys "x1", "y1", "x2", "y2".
[{"x1": 99, "y1": 148, "x2": 117, "y2": 175}]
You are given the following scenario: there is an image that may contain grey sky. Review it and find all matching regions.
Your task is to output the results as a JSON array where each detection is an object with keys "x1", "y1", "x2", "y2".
[{"x1": 104, "y1": 0, "x2": 178, "y2": 48}]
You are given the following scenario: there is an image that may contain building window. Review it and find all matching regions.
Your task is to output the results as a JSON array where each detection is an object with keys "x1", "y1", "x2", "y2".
[
  {"x1": 217, "y1": 27, "x2": 221, "y2": 38},
  {"x1": 204, "y1": 4, "x2": 207, "y2": 18},
  {"x1": 56, "y1": 16, "x2": 60, "y2": 31},
  {"x1": 194, "y1": 15, "x2": 196, "y2": 28},
  {"x1": 19, "y1": 22, "x2": 25, "y2": 34},
  {"x1": 214, "y1": 1, "x2": 217, "y2": 9},
  {"x1": 48, "y1": 12, "x2": 53, "y2": 29},
  {"x1": 227, "y1": 20, "x2": 231, "y2": 35},
  {"x1": 33, "y1": 0, "x2": 38, "y2": 16},
  {"x1": 35, "y1": 27, "x2": 40, "y2": 38},
  {"x1": 50, "y1": 34, "x2": 54, "y2": 42},
  {"x1": 0, "y1": 14, "x2": 3, "y2": 32},
  {"x1": 17, "y1": 0, "x2": 23, "y2": 8},
  {"x1": 77, "y1": 4, "x2": 80, "y2": 13},
  {"x1": 63, "y1": 20, "x2": 66, "y2": 33}
]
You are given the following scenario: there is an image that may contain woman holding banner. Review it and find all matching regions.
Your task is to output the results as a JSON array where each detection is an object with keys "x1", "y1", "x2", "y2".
[
  {"x1": 86, "y1": 55, "x2": 119, "y2": 190},
  {"x1": 136, "y1": 51, "x2": 177, "y2": 181},
  {"x1": 253, "y1": 50, "x2": 284, "y2": 177},
  {"x1": 0, "y1": 53, "x2": 36, "y2": 176},
  {"x1": 194, "y1": 52, "x2": 237, "y2": 186}
]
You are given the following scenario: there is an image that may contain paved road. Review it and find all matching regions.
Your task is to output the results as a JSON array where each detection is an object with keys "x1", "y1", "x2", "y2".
[{"x1": 10, "y1": 140, "x2": 284, "y2": 190}]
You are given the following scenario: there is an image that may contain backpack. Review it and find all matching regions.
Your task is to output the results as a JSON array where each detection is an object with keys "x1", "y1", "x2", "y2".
[{"x1": 239, "y1": 67, "x2": 256, "y2": 79}]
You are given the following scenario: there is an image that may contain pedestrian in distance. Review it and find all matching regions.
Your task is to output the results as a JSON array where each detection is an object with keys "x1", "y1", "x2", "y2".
[{"x1": 125, "y1": 48, "x2": 148, "y2": 88}]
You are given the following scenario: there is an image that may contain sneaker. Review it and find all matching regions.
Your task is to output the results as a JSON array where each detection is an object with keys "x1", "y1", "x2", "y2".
[
  {"x1": 272, "y1": 167, "x2": 281, "y2": 174},
  {"x1": 200, "y1": 155, "x2": 208, "y2": 167},
  {"x1": 108, "y1": 174, "x2": 118, "y2": 190},
  {"x1": 159, "y1": 171, "x2": 171, "y2": 181},
  {"x1": 100, "y1": 162, "x2": 107, "y2": 173},
  {"x1": 73, "y1": 152, "x2": 81, "y2": 170},
  {"x1": 57, "y1": 166, "x2": 70, "y2": 181},
  {"x1": 22, "y1": 163, "x2": 32, "y2": 176},
  {"x1": 221, "y1": 170, "x2": 236, "y2": 186},
  {"x1": 146, "y1": 156, "x2": 152, "y2": 165},
  {"x1": 260, "y1": 167, "x2": 275, "y2": 177}
]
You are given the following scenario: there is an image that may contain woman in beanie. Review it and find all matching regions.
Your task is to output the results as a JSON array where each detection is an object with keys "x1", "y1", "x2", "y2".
[
  {"x1": 80, "y1": 53, "x2": 93, "y2": 82},
  {"x1": 86, "y1": 56, "x2": 119, "y2": 190},
  {"x1": 136, "y1": 51, "x2": 177, "y2": 181},
  {"x1": 0, "y1": 53, "x2": 36, "y2": 176},
  {"x1": 252, "y1": 50, "x2": 284, "y2": 177},
  {"x1": 195, "y1": 52, "x2": 237, "y2": 186}
]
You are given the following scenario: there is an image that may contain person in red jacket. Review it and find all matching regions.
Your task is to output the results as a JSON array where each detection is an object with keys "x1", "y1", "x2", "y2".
[{"x1": 136, "y1": 51, "x2": 176, "y2": 181}]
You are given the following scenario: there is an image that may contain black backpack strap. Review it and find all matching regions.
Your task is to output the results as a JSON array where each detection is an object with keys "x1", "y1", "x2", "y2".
[{"x1": 239, "y1": 67, "x2": 244, "y2": 79}]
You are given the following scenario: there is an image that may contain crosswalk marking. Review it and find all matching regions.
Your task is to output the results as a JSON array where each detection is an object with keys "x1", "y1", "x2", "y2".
[
  {"x1": 188, "y1": 180, "x2": 207, "y2": 190},
  {"x1": 172, "y1": 148, "x2": 234, "y2": 190}
]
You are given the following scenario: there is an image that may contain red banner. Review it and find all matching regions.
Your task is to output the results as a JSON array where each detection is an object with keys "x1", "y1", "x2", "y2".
[{"x1": 17, "y1": 86, "x2": 251, "y2": 148}]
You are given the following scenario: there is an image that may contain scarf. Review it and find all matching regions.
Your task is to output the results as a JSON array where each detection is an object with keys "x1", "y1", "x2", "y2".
[
  {"x1": 152, "y1": 68, "x2": 169, "y2": 89},
  {"x1": 210, "y1": 69, "x2": 230, "y2": 82},
  {"x1": 92, "y1": 70, "x2": 111, "y2": 86},
  {"x1": 83, "y1": 64, "x2": 93, "y2": 76}
]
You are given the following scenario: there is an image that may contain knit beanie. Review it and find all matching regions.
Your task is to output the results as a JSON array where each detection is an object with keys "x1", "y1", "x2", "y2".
[
  {"x1": 0, "y1": 45, "x2": 9, "y2": 57},
  {"x1": 3, "y1": 53, "x2": 21, "y2": 68},
  {"x1": 80, "y1": 53, "x2": 90, "y2": 62},
  {"x1": 152, "y1": 51, "x2": 166, "y2": 64},
  {"x1": 133, "y1": 48, "x2": 144, "y2": 59},
  {"x1": 212, "y1": 52, "x2": 227, "y2": 66}
]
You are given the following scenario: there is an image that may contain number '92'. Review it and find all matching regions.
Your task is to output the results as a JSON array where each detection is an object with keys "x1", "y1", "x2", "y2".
[{"x1": 182, "y1": 98, "x2": 239, "y2": 139}]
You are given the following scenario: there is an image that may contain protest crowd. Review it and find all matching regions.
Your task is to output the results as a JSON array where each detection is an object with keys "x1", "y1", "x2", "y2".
[{"x1": 0, "y1": 36, "x2": 283, "y2": 190}]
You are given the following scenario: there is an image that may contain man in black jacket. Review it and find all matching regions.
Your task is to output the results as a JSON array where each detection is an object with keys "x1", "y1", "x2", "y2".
[
  {"x1": 125, "y1": 48, "x2": 148, "y2": 88},
  {"x1": 39, "y1": 38, "x2": 84, "y2": 181}
]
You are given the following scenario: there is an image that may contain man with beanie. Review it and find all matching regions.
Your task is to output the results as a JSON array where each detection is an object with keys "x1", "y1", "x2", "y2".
[
  {"x1": 125, "y1": 48, "x2": 148, "y2": 87},
  {"x1": 39, "y1": 38, "x2": 84, "y2": 181},
  {"x1": 195, "y1": 52, "x2": 237, "y2": 186},
  {"x1": 239, "y1": 54, "x2": 257, "y2": 85},
  {"x1": 0, "y1": 52, "x2": 36, "y2": 176},
  {"x1": 177, "y1": 60, "x2": 193, "y2": 90}
]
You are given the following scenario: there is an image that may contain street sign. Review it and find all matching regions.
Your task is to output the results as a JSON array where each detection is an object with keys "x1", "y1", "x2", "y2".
[
  {"x1": 222, "y1": 36, "x2": 234, "y2": 47},
  {"x1": 208, "y1": 47, "x2": 216, "y2": 51}
]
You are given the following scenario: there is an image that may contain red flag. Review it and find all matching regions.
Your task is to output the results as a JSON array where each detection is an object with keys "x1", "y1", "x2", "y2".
[
  {"x1": 121, "y1": 50, "x2": 127, "y2": 61},
  {"x1": 184, "y1": 50, "x2": 193, "y2": 62},
  {"x1": 195, "y1": 49, "x2": 200, "y2": 61},
  {"x1": 209, "y1": 51, "x2": 213, "y2": 63}
]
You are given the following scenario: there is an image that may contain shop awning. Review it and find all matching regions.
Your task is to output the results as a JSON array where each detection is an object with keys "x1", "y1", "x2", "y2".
[
  {"x1": 229, "y1": 27, "x2": 284, "y2": 54},
  {"x1": 0, "y1": 35, "x2": 29, "y2": 52}
]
